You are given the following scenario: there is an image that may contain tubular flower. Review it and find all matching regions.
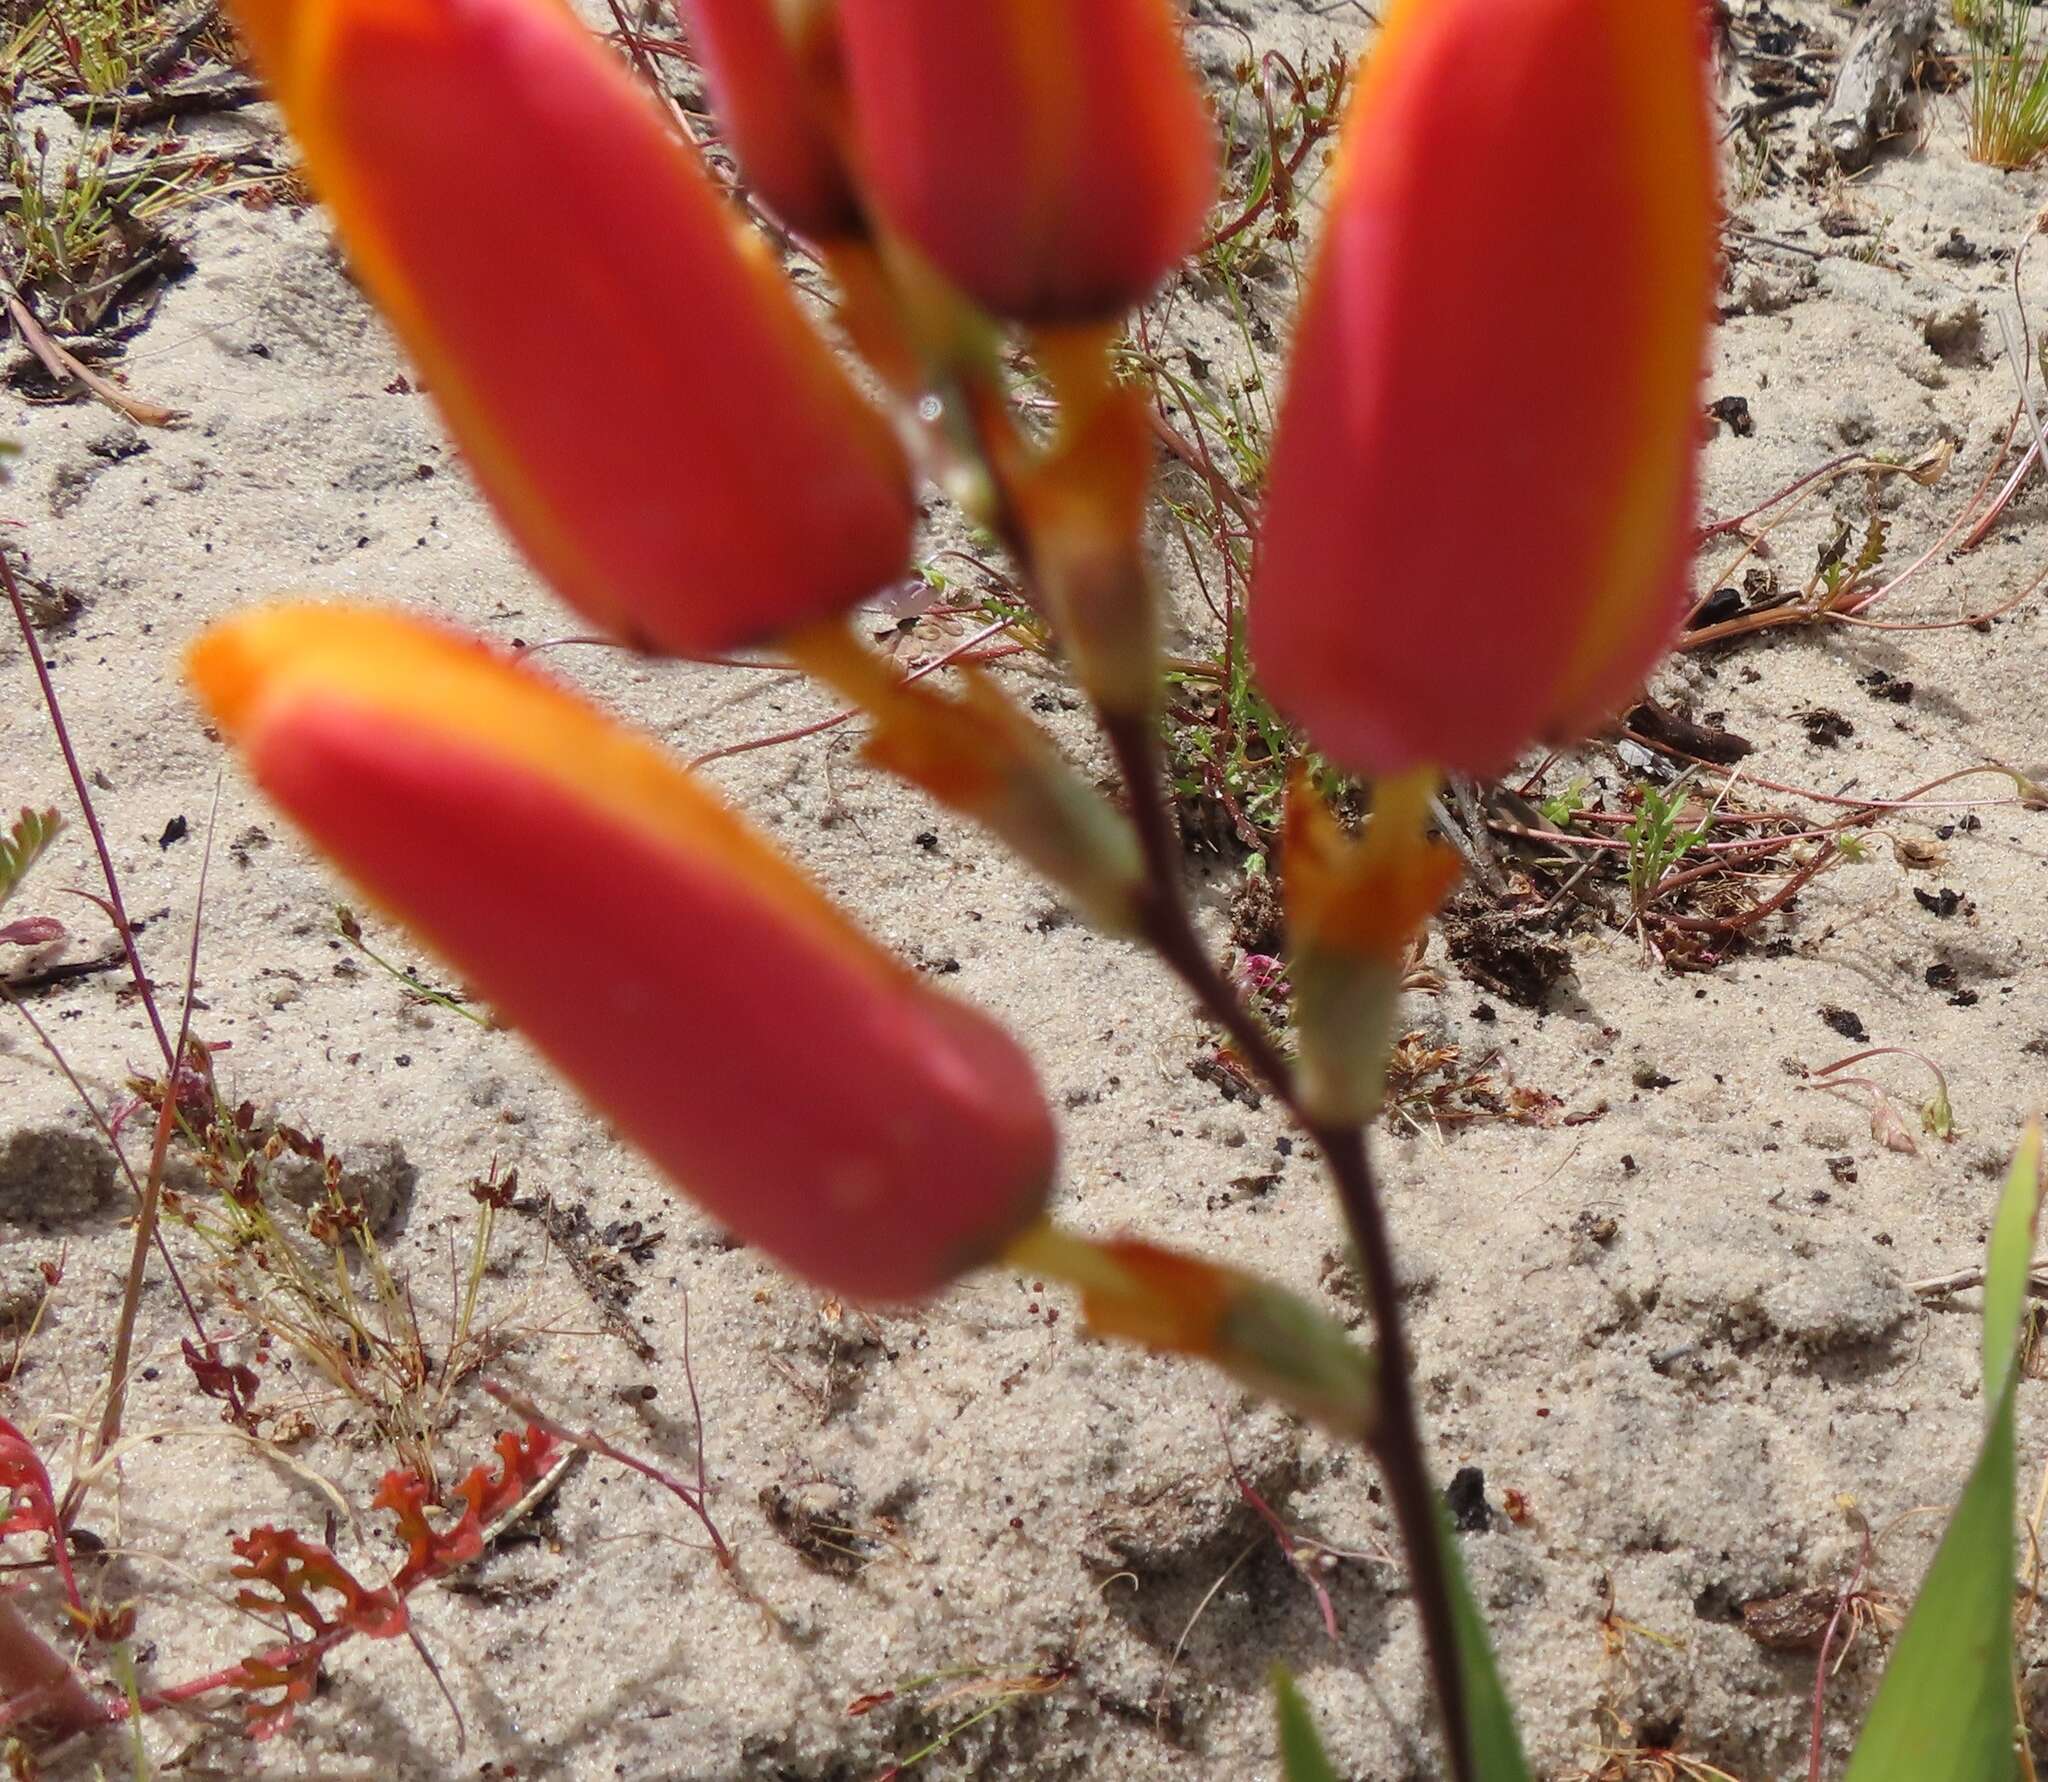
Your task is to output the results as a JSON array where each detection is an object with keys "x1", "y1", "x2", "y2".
[
  {"x1": 1249, "y1": 0, "x2": 1718, "y2": 778},
  {"x1": 188, "y1": 606, "x2": 1057, "y2": 1303},
  {"x1": 1283, "y1": 771, "x2": 1460, "y2": 1125},
  {"x1": 676, "y1": 0, "x2": 862, "y2": 238},
  {"x1": 228, "y1": 0, "x2": 911, "y2": 657},
  {"x1": 834, "y1": 0, "x2": 1217, "y2": 323},
  {"x1": 1007, "y1": 1226, "x2": 1380, "y2": 1441}
]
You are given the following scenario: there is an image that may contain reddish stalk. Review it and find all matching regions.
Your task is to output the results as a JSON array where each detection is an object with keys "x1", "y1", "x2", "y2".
[
  {"x1": 1195, "y1": 50, "x2": 1342, "y2": 256},
  {"x1": 69, "y1": 787, "x2": 220, "y2": 1524},
  {"x1": 484, "y1": 1373, "x2": 737, "y2": 1577},
  {"x1": 688, "y1": 618, "x2": 1027, "y2": 770},
  {"x1": 1808, "y1": 1517, "x2": 1875, "y2": 1782},
  {"x1": 1096, "y1": 707, "x2": 1476, "y2": 1782},
  {"x1": 1649, "y1": 841, "x2": 1843, "y2": 936},
  {"x1": 2, "y1": 546, "x2": 173, "y2": 1068},
  {"x1": 1616, "y1": 738, "x2": 2040, "y2": 815}
]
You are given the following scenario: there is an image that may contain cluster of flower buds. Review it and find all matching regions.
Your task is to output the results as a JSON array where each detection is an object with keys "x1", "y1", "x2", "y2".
[{"x1": 199, "y1": 0, "x2": 1715, "y2": 1311}]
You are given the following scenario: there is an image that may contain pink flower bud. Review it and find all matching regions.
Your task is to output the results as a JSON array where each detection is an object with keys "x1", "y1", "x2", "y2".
[
  {"x1": 835, "y1": 0, "x2": 1217, "y2": 322},
  {"x1": 228, "y1": 0, "x2": 912, "y2": 657},
  {"x1": 189, "y1": 606, "x2": 1057, "y2": 1302},
  {"x1": 1250, "y1": 0, "x2": 1718, "y2": 777}
]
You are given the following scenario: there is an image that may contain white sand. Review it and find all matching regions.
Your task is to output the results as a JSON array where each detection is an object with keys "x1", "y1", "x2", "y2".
[{"x1": 3, "y1": 2, "x2": 2048, "y2": 1775}]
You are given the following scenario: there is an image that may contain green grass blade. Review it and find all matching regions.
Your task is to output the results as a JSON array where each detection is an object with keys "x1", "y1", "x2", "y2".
[
  {"x1": 1840, "y1": 1397, "x2": 2017, "y2": 1781},
  {"x1": 1272, "y1": 1667, "x2": 1340, "y2": 1782},
  {"x1": 1441, "y1": 1509, "x2": 1535, "y2": 1782},
  {"x1": 1841, "y1": 1123, "x2": 2041, "y2": 1782},
  {"x1": 1982, "y1": 1125, "x2": 2043, "y2": 1405}
]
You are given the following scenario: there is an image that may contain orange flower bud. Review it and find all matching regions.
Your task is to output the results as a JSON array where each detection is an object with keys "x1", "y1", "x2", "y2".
[
  {"x1": 228, "y1": 0, "x2": 911, "y2": 657},
  {"x1": 835, "y1": 0, "x2": 1217, "y2": 322},
  {"x1": 1006, "y1": 1226, "x2": 1380, "y2": 1439},
  {"x1": 1283, "y1": 771, "x2": 1460, "y2": 1124},
  {"x1": 188, "y1": 606, "x2": 1056, "y2": 1302},
  {"x1": 677, "y1": 0, "x2": 862, "y2": 238},
  {"x1": 1250, "y1": 0, "x2": 1718, "y2": 778}
]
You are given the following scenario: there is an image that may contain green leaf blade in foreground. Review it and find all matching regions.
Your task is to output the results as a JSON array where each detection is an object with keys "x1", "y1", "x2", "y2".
[
  {"x1": 1273, "y1": 1513, "x2": 1533, "y2": 1782},
  {"x1": 1981, "y1": 1124, "x2": 2044, "y2": 1405},
  {"x1": 1273, "y1": 1666, "x2": 1341, "y2": 1782},
  {"x1": 1441, "y1": 1507, "x2": 1536, "y2": 1782},
  {"x1": 1841, "y1": 1122, "x2": 2042, "y2": 1782}
]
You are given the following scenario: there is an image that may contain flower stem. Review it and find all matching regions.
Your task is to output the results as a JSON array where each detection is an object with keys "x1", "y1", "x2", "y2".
[
  {"x1": 875, "y1": 281, "x2": 1479, "y2": 1776},
  {"x1": 1313, "y1": 1123, "x2": 1475, "y2": 1782},
  {"x1": 1097, "y1": 704, "x2": 1474, "y2": 1781}
]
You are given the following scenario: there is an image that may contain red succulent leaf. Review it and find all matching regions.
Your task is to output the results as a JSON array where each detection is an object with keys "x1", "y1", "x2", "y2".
[
  {"x1": 235, "y1": 1648, "x2": 322, "y2": 1741},
  {"x1": 230, "y1": 1527, "x2": 407, "y2": 1641},
  {"x1": 0, "y1": 1414, "x2": 83, "y2": 1614},
  {"x1": 374, "y1": 1424, "x2": 559, "y2": 1591},
  {"x1": 181, "y1": 1338, "x2": 260, "y2": 1422}
]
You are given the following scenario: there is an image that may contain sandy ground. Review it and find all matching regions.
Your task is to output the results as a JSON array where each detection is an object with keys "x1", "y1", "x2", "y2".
[{"x1": 4, "y1": 1, "x2": 2048, "y2": 1776}]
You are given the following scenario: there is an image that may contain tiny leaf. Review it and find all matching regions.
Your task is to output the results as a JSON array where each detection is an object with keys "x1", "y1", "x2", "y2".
[
  {"x1": 0, "y1": 807, "x2": 63, "y2": 914},
  {"x1": 1273, "y1": 1667, "x2": 1340, "y2": 1782}
]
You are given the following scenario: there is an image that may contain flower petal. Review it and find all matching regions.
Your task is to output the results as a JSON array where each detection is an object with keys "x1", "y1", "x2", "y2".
[
  {"x1": 1250, "y1": 0, "x2": 1717, "y2": 778},
  {"x1": 836, "y1": 0, "x2": 1217, "y2": 322}
]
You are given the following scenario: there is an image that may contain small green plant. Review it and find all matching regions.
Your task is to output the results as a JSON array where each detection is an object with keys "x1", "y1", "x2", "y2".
[
  {"x1": 1163, "y1": 625, "x2": 1343, "y2": 857},
  {"x1": 1539, "y1": 776, "x2": 1591, "y2": 829},
  {"x1": 1621, "y1": 771, "x2": 1715, "y2": 925},
  {"x1": 0, "y1": 111, "x2": 185, "y2": 327},
  {"x1": 43, "y1": 0, "x2": 161, "y2": 95},
  {"x1": 333, "y1": 903, "x2": 492, "y2": 1028},
  {"x1": 0, "y1": 804, "x2": 65, "y2": 950},
  {"x1": 139, "y1": 1039, "x2": 511, "y2": 1487},
  {"x1": 1962, "y1": 0, "x2": 2048, "y2": 168}
]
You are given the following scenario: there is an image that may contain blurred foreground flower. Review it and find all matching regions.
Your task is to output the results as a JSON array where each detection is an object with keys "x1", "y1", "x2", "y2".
[
  {"x1": 678, "y1": 0, "x2": 860, "y2": 238},
  {"x1": 228, "y1": 0, "x2": 911, "y2": 656},
  {"x1": 1250, "y1": 0, "x2": 1718, "y2": 777},
  {"x1": 835, "y1": 0, "x2": 1217, "y2": 322},
  {"x1": 188, "y1": 606, "x2": 1056, "y2": 1302}
]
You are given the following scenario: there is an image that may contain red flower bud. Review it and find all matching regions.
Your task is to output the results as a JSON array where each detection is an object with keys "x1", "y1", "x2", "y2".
[
  {"x1": 189, "y1": 607, "x2": 1057, "y2": 1302},
  {"x1": 228, "y1": 0, "x2": 911, "y2": 657},
  {"x1": 835, "y1": 0, "x2": 1217, "y2": 322},
  {"x1": 1250, "y1": 0, "x2": 1718, "y2": 777},
  {"x1": 677, "y1": 0, "x2": 862, "y2": 237}
]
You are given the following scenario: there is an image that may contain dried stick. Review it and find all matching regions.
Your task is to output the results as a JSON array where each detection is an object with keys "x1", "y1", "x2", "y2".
[{"x1": 2, "y1": 288, "x2": 184, "y2": 428}]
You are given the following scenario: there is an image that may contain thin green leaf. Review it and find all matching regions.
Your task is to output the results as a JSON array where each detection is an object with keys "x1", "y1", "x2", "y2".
[
  {"x1": 1982, "y1": 1124, "x2": 2043, "y2": 1405},
  {"x1": 1841, "y1": 1123, "x2": 2041, "y2": 1782},
  {"x1": 1272, "y1": 1666, "x2": 1340, "y2": 1782},
  {"x1": 0, "y1": 807, "x2": 63, "y2": 913},
  {"x1": 1440, "y1": 1509, "x2": 1535, "y2": 1782}
]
